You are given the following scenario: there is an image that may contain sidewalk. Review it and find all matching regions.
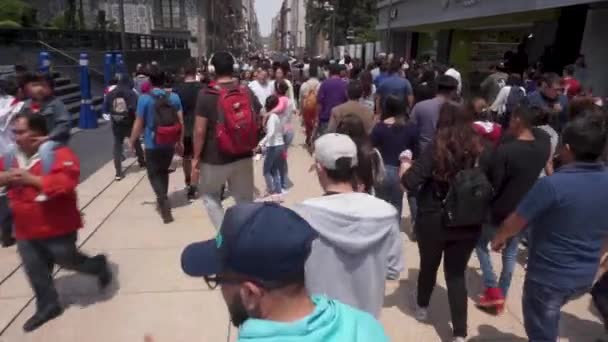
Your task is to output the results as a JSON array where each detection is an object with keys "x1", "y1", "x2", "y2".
[{"x1": 0, "y1": 132, "x2": 605, "y2": 341}]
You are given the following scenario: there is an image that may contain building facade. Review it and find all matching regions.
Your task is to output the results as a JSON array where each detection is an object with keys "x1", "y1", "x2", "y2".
[{"x1": 377, "y1": 0, "x2": 608, "y2": 96}]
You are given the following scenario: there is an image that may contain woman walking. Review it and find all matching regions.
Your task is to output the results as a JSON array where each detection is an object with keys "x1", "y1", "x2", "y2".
[
  {"x1": 257, "y1": 95, "x2": 285, "y2": 202},
  {"x1": 400, "y1": 101, "x2": 488, "y2": 342},
  {"x1": 371, "y1": 95, "x2": 418, "y2": 220}
]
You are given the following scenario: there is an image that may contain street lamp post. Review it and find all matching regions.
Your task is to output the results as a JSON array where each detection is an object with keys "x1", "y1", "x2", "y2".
[
  {"x1": 118, "y1": 0, "x2": 127, "y2": 65},
  {"x1": 322, "y1": 1, "x2": 335, "y2": 59}
]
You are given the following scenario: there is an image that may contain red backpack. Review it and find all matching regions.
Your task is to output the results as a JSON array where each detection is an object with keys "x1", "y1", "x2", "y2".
[{"x1": 208, "y1": 84, "x2": 258, "y2": 156}]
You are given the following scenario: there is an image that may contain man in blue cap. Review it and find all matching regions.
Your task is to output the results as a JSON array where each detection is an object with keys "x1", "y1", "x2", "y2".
[{"x1": 180, "y1": 202, "x2": 389, "y2": 342}]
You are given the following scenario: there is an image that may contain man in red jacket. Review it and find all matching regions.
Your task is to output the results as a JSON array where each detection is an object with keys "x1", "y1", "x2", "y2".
[{"x1": 0, "y1": 112, "x2": 112, "y2": 332}]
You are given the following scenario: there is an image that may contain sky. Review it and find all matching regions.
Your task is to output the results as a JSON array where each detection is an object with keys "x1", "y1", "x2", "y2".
[{"x1": 255, "y1": 0, "x2": 284, "y2": 37}]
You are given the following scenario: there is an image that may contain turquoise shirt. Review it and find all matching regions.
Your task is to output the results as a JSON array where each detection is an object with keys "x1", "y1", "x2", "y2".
[
  {"x1": 136, "y1": 88, "x2": 182, "y2": 150},
  {"x1": 237, "y1": 296, "x2": 389, "y2": 342}
]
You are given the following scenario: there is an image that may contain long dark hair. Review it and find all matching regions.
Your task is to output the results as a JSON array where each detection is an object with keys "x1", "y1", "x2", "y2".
[
  {"x1": 360, "y1": 70, "x2": 373, "y2": 98},
  {"x1": 433, "y1": 101, "x2": 483, "y2": 181},
  {"x1": 381, "y1": 95, "x2": 409, "y2": 124},
  {"x1": 336, "y1": 114, "x2": 374, "y2": 193}
]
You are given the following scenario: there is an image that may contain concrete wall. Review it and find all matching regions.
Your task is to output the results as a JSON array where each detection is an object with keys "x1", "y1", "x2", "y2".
[{"x1": 580, "y1": 6, "x2": 608, "y2": 96}]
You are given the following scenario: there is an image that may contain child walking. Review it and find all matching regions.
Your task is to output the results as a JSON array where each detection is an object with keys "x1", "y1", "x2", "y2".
[{"x1": 257, "y1": 95, "x2": 285, "y2": 202}]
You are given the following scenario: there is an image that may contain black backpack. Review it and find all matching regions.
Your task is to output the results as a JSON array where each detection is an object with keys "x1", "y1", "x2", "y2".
[
  {"x1": 442, "y1": 167, "x2": 493, "y2": 228},
  {"x1": 110, "y1": 90, "x2": 133, "y2": 126}
]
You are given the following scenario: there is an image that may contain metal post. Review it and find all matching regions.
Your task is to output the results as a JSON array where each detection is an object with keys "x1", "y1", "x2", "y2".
[
  {"x1": 38, "y1": 51, "x2": 50, "y2": 74},
  {"x1": 330, "y1": 11, "x2": 336, "y2": 59},
  {"x1": 78, "y1": 53, "x2": 97, "y2": 129},
  {"x1": 104, "y1": 52, "x2": 114, "y2": 88},
  {"x1": 387, "y1": 0, "x2": 394, "y2": 53},
  {"x1": 115, "y1": 53, "x2": 127, "y2": 78},
  {"x1": 118, "y1": 0, "x2": 128, "y2": 62}
]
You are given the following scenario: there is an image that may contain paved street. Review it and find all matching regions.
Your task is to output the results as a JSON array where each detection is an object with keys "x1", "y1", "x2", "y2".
[{"x1": 0, "y1": 128, "x2": 606, "y2": 342}]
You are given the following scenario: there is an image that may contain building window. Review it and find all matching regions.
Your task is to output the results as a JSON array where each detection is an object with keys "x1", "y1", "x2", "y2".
[{"x1": 158, "y1": 0, "x2": 183, "y2": 29}]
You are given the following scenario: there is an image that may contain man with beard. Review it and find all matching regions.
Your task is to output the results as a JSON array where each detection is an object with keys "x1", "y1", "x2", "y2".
[{"x1": 180, "y1": 203, "x2": 389, "y2": 342}]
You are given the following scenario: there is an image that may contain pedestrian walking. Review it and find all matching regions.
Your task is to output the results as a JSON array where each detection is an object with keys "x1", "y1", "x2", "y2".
[
  {"x1": 129, "y1": 68, "x2": 184, "y2": 224},
  {"x1": 299, "y1": 65, "x2": 320, "y2": 147},
  {"x1": 104, "y1": 75, "x2": 145, "y2": 180},
  {"x1": 527, "y1": 73, "x2": 568, "y2": 132},
  {"x1": 294, "y1": 133, "x2": 404, "y2": 317},
  {"x1": 328, "y1": 80, "x2": 375, "y2": 134},
  {"x1": 315, "y1": 64, "x2": 347, "y2": 137},
  {"x1": 248, "y1": 68, "x2": 273, "y2": 109},
  {"x1": 475, "y1": 104, "x2": 551, "y2": 313},
  {"x1": 173, "y1": 60, "x2": 202, "y2": 201},
  {"x1": 180, "y1": 202, "x2": 390, "y2": 342},
  {"x1": 491, "y1": 113, "x2": 608, "y2": 342},
  {"x1": 400, "y1": 101, "x2": 491, "y2": 342},
  {"x1": 0, "y1": 113, "x2": 112, "y2": 332},
  {"x1": 257, "y1": 95, "x2": 285, "y2": 202},
  {"x1": 376, "y1": 59, "x2": 414, "y2": 115},
  {"x1": 371, "y1": 95, "x2": 418, "y2": 221},
  {"x1": 192, "y1": 51, "x2": 261, "y2": 230}
]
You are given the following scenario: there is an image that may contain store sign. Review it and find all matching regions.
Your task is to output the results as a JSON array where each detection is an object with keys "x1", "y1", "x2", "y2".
[{"x1": 442, "y1": 0, "x2": 481, "y2": 9}]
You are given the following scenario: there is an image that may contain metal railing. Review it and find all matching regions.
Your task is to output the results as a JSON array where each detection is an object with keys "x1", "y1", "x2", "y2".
[
  {"x1": 0, "y1": 28, "x2": 189, "y2": 51},
  {"x1": 36, "y1": 40, "x2": 105, "y2": 77}
]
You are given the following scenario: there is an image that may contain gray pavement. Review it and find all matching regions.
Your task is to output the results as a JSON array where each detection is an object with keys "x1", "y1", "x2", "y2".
[{"x1": 0, "y1": 130, "x2": 606, "y2": 341}]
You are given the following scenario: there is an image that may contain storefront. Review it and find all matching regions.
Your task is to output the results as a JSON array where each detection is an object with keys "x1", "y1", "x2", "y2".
[{"x1": 377, "y1": 0, "x2": 608, "y2": 96}]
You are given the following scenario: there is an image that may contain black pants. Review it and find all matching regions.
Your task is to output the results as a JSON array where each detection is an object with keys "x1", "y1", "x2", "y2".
[
  {"x1": 0, "y1": 195, "x2": 13, "y2": 241},
  {"x1": 112, "y1": 124, "x2": 144, "y2": 176},
  {"x1": 17, "y1": 232, "x2": 107, "y2": 310},
  {"x1": 145, "y1": 147, "x2": 175, "y2": 202},
  {"x1": 417, "y1": 235, "x2": 478, "y2": 338}
]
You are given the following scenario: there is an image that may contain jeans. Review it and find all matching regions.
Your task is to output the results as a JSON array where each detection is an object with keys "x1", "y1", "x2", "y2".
[
  {"x1": 0, "y1": 195, "x2": 12, "y2": 241},
  {"x1": 375, "y1": 165, "x2": 404, "y2": 220},
  {"x1": 39, "y1": 140, "x2": 60, "y2": 174},
  {"x1": 476, "y1": 223, "x2": 521, "y2": 296},
  {"x1": 17, "y1": 232, "x2": 108, "y2": 310},
  {"x1": 316, "y1": 121, "x2": 329, "y2": 138},
  {"x1": 145, "y1": 147, "x2": 175, "y2": 202},
  {"x1": 523, "y1": 278, "x2": 589, "y2": 342},
  {"x1": 280, "y1": 131, "x2": 294, "y2": 189},
  {"x1": 263, "y1": 145, "x2": 285, "y2": 194},
  {"x1": 112, "y1": 124, "x2": 144, "y2": 176},
  {"x1": 200, "y1": 158, "x2": 254, "y2": 230},
  {"x1": 417, "y1": 236, "x2": 478, "y2": 338}
]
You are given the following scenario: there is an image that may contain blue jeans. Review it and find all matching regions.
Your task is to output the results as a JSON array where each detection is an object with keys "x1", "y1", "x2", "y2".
[
  {"x1": 39, "y1": 140, "x2": 61, "y2": 174},
  {"x1": 523, "y1": 278, "x2": 589, "y2": 342},
  {"x1": 263, "y1": 145, "x2": 285, "y2": 194},
  {"x1": 375, "y1": 165, "x2": 404, "y2": 220},
  {"x1": 475, "y1": 223, "x2": 521, "y2": 296},
  {"x1": 280, "y1": 131, "x2": 294, "y2": 189}
]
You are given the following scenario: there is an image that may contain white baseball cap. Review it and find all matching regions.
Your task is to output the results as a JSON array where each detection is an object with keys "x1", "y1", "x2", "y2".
[{"x1": 314, "y1": 134, "x2": 358, "y2": 170}]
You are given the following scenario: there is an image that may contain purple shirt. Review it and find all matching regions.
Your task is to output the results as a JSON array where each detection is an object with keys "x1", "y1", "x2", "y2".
[{"x1": 317, "y1": 76, "x2": 347, "y2": 122}]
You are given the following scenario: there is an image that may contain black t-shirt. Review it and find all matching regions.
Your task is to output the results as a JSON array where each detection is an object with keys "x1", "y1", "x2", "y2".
[
  {"x1": 173, "y1": 81, "x2": 202, "y2": 137},
  {"x1": 195, "y1": 81, "x2": 261, "y2": 165},
  {"x1": 486, "y1": 128, "x2": 551, "y2": 224}
]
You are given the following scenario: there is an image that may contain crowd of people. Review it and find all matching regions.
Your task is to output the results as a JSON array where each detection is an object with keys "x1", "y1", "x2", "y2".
[{"x1": 0, "y1": 48, "x2": 608, "y2": 342}]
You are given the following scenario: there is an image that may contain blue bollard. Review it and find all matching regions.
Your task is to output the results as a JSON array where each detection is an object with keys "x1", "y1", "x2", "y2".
[
  {"x1": 104, "y1": 52, "x2": 114, "y2": 88},
  {"x1": 114, "y1": 53, "x2": 127, "y2": 78},
  {"x1": 38, "y1": 51, "x2": 50, "y2": 74},
  {"x1": 79, "y1": 53, "x2": 97, "y2": 129}
]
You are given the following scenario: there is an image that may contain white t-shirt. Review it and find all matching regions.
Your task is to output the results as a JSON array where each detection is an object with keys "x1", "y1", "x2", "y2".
[
  {"x1": 249, "y1": 81, "x2": 273, "y2": 107},
  {"x1": 0, "y1": 95, "x2": 23, "y2": 156},
  {"x1": 259, "y1": 113, "x2": 285, "y2": 147},
  {"x1": 360, "y1": 84, "x2": 376, "y2": 112},
  {"x1": 445, "y1": 68, "x2": 462, "y2": 95}
]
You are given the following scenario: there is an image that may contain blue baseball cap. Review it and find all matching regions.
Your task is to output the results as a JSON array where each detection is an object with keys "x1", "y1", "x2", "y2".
[{"x1": 181, "y1": 203, "x2": 318, "y2": 281}]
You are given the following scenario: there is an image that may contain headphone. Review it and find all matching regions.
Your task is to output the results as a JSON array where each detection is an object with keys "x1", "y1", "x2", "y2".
[{"x1": 208, "y1": 52, "x2": 239, "y2": 74}]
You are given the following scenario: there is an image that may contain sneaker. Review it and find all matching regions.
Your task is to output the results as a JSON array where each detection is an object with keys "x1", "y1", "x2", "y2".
[
  {"x1": 186, "y1": 186, "x2": 198, "y2": 202},
  {"x1": 452, "y1": 337, "x2": 466, "y2": 342},
  {"x1": 115, "y1": 174, "x2": 124, "y2": 181},
  {"x1": 95, "y1": 255, "x2": 113, "y2": 290},
  {"x1": 414, "y1": 305, "x2": 428, "y2": 321},
  {"x1": 23, "y1": 304, "x2": 64, "y2": 332},
  {"x1": 158, "y1": 200, "x2": 174, "y2": 224},
  {"x1": 1, "y1": 235, "x2": 15, "y2": 248},
  {"x1": 281, "y1": 188, "x2": 289, "y2": 195},
  {"x1": 478, "y1": 287, "x2": 505, "y2": 307}
]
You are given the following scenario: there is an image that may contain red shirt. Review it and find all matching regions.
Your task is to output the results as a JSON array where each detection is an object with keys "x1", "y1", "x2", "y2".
[
  {"x1": 1, "y1": 146, "x2": 82, "y2": 240},
  {"x1": 473, "y1": 121, "x2": 502, "y2": 146},
  {"x1": 563, "y1": 77, "x2": 582, "y2": 98}
]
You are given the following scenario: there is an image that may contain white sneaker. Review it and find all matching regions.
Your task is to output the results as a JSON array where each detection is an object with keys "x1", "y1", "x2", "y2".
[
  {"x1": 414, "y1": 305, "x2": 428, "y2": 321},
  {"x1": 281, "y1": 188, "x2": 289, "y2": 195},
  {"x1": 452, "y1": 337, "x2": 466, "y2": 342}
]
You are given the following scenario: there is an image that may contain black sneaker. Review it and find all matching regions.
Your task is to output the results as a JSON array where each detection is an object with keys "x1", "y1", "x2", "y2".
[
  {"x1": 23, "y1": 304, "x2": 64, "y2": 332},
  {"x1": 158, "y1": 200, "x2": 174, "y2": 224},
  {"x1": 115, "y1": 174, "x2": 124, "y2": 181},
  {"x1": 1, "y1": 235, "x2": 15, "y2": 248},
  {"x1": 95, "y1": 255, "x2": 112, "y2": 290},
  {"x1": 138, "y1": 161, "x2": 146, "y2": 169},
  {"x1": 186, "y1": 186, "x2": 198, "y2": 201}
]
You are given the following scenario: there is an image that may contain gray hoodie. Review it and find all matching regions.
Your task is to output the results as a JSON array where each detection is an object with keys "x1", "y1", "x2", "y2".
[{"x1": 294, "y1": 192, "x2": 405, "y2": 318}]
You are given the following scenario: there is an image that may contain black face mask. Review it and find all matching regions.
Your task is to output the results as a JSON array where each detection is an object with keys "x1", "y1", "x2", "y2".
[{"x1": 228, "y1": 294, "x2": 250, "y2": 327}]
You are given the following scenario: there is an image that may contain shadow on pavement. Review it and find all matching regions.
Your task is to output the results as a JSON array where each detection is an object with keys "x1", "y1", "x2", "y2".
[
  {"x1": 168, "y1": 189, "x2": 193, "y2": 210},
  {"x1": 55, "y1": 262, "x2": 120, "y2": 308},
  {"x1": 469, "y1": 324, "x2": 527, "y2": 341}
]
